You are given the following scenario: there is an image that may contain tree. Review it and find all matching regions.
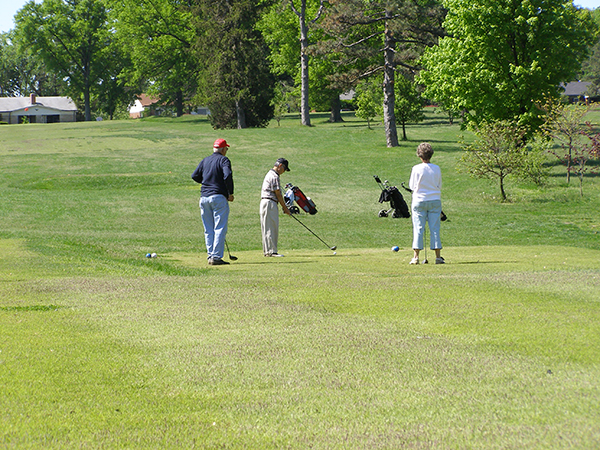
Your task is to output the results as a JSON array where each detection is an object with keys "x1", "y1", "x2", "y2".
[
  {"x1": 420, "y1": 0, "x2": 596, "y2": 135},
  {"x1": 192, "y1": 0, "x2": 275, "y2": 129},
  {"x1": 108, "y1": 0, "x2": 197, "y2": 117},
  {"x1": 259, "y1": 1, "x2": 345, "y2": 123},
  {"x1": 14, "y1": 0, "x2": 116, "y2": 121},
  {"x1": 1, "y1": 32, "x2": 66, "y2": 97},
  {"x1": 394, "y1": 73, "x2": 424, "y2": 140},
  {"x1": 460, "y1": 120, "x2": 547, "y2": 201},
  {"x1": 271, "y1": 79, "x2": 297, "y2": 126},
  {"x1": 580, "y1": 8, "x2": 600, "y2": 96},
  {"x1": 317, "y1": 0, "x2": 446, "y2": 147},
  {"x1": 572, "y1": 124, "x2": 600, "y2": 197},
  {"x1": 538, "y1": 99, "x2": 591, "y2": 184},
  {"x1": 354, "y1": 78, "x2": 382, "y2": 129},
  {"x1": 290, "y1": 0, "x2": 324, "y2": 126}
]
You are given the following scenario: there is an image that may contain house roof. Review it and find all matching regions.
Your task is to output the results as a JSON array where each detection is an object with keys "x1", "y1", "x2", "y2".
[
  {"x1": 561, "y1": 81, "x2": 592, "y2": 97},
  {"x1": 137, "y1": 94, "x2": 159, "y2": 107},
  {"x1": 0, "y1": 96, "x2": 78, "y2": 112}
]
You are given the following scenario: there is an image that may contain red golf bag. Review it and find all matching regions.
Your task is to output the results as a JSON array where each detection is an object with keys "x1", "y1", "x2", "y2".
[{"x1": 284, "y1": 183, "x2": 318, "y2": 215}]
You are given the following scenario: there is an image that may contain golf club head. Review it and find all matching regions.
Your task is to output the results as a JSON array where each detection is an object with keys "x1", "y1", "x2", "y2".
[
  {"x1": 422, "y1": 258, "x2": 429, "y2": 264},
  {"x1": 330, "y1": 246, "x2": 337, "y2": 251},
  {"x1": 229, "y1": 255, "x2": 238, "y2": 261}
]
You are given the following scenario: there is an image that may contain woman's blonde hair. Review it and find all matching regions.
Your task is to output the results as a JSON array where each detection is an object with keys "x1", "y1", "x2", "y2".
[{"x1": 416, "y1": 142, "x2": 434, "y2": 161}]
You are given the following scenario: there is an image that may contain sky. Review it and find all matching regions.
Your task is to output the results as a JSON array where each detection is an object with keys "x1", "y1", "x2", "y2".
[{"x1": 1, "y1": 0, "x2": 600, "y2": 34}]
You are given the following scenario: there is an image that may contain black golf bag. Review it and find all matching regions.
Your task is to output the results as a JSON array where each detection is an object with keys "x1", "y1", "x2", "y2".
[
  {"x1": 284, "y1": 183, "x2": 318, "y2": 215},
  {"x1": 374, "y1": 176, "x2": 410, "y2": 218}
]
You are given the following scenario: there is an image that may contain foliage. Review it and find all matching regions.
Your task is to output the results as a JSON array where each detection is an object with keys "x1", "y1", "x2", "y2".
[
  {"x1": 354, "y1": 78, "x2": 382, "y2": 128},
  {"x1": 571, "y1": 123, "x2": 600, "y2": 197},
  {"x1": 394, "y1": 74, "x2": 424, "y2": 141},
  {"x1": 316, "y1": 0, "x2": 446, "y2": 146},
  {"x1": 107, "y1": 0, "x2": 197, "y2": 117},
  {"x1": 581, "y1": 8, "x2": 600, "y2": 96},
  {"x1": 0, "y1": 31, "x2": 66, "y2": 97},
  {"x1": 460, "y1": 120, "x2": 548, "y2": 201},
  {"x1": 192, "y1": 0, "x2": 275, "y2": 129},
  {"x1": 538, "y1": 99, "x2": 592, "y2": 183},
  {"x1": 13, "y1": 0, "x2": 124, "y2": 121},
  {"x1": 288, "y1": 0, "x2": 325, "y2": 126},
  {"x1": 271, "y1": 79, "x2": 298, "y2": 126},
  {"x1": 260, "y1": 0, "x2": 345, "y2": 124},
  {"x1": 420, "y1": 0, "x2": 597, "y2": 135}
]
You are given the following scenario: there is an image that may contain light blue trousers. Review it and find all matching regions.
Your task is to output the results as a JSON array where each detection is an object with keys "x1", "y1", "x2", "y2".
[
  {"x1": 412, "y1": 199, "x2": 442, "y2": 250},
  {"x1": 200, "y1": 194, "x2": 229, "y2": 260}
]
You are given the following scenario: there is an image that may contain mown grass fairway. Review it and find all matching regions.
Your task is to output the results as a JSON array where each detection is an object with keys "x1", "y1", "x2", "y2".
[{"x1": 1, "y1": 111, "x2": 600, "y2": 448}]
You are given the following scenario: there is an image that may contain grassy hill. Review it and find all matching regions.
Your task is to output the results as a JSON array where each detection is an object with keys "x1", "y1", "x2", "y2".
[{"x1": 1, "y1": 110, "x2": 599, "y2": 448}]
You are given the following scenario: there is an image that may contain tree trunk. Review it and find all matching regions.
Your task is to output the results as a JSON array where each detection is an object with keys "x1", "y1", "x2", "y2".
[
  {"x1": 500, "y1": 174, "x2": 507, "y2": 201},
  {"x1": 383, "y1": 17, "x2": 398, "y2": 147},
  {"x1": 298, "y1": 0, "x2": 311, "y2": 127},
  {"x1": 175, "y1": 90, "x2": 184, "y2": 117},
  {"x1": 329, "y1": 94, "x2": 343, "y2": 123},
  {"x1": 236, "y1": 100, "x2": 246, "y2": 129},
  {"x1": 84, "y1": 67, "x2": 92, "y2": 121}
]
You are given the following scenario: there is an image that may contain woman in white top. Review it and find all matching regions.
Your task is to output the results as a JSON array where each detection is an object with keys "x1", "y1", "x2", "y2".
[{"x1": 408, "y1": 142, "x2": 444, "y2": 265}]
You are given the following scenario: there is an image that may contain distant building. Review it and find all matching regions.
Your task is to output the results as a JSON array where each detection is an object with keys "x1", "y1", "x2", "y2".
[
  {"x1": 128, "y1": 94, "x2": 160, "y2": 118},
  {"x1": 560, "y1": 81, "x2": 597, "y2": 103},
  {"x1": 128, "y1": 94, "x2": 211, "y2": 118},
  {"x1": 0, "y1": 94, "x2": 78, "y2": 124}
]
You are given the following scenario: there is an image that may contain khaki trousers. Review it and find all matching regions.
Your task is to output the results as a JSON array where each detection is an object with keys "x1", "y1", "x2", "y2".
[{"x1": 260, "y1": 198, "x2": 279, "y2": 255}]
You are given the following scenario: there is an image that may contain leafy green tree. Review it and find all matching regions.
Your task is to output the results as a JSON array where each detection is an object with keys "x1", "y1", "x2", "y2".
[
  {"x1": 1, "y1": 32, "x2": 65, "y2": 96},
  {"x1": 354, "y1": 79, "x2": 382, "y2": 129},
  {"x1": 192, "y1": 0, "x2": 275, "y2": 129},
  {"x1": 259, "y1": 1, "x2": 346, "y2": 123},
  {"x1": 580, "y1": 8, "x2": 600, "y2": 96},
  {"x1": 271, "y1": 80, "x2": 298, "y2": 126},
  {"x1": 460, "y1": 120, "x2": 548, "y2": 201},
  {"x1": 316, "y1": 0, "x2": 446, "y2": 147},
  {"x1": 420, "y1": 0, "x2": 596, "y2": 135},
  {"x1": 108, "y1": 0, "x2": 197, "y2": 117},
  {"x1": 14, "y1": 0, "x2": 116, "y2": 121},
  {"x1": 93, "y1": 43, "x2": 137, "y2": 120},
  {"x1": 394, "y1": 74, "x2": 424, "y2": 141}
]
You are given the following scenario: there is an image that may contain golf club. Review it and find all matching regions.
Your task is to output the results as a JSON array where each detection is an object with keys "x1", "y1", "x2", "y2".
[
  {"x1": 225, "y1": 240, "x2": 238, "y2": 261},
  {"x1": 289, "y1": 214, "x2": 336, "y2": 251}
]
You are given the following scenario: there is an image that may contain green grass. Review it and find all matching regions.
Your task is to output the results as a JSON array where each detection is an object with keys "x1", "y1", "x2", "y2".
[{"x1": 1, "y1": 110, "x2": 599, "y2": 448}]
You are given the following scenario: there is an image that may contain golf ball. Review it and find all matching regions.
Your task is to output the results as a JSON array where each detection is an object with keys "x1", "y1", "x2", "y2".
[
  {"x1": 151, "y1": 253, "x2": 157, "y2": 258},
  {"x1": 392, "y1": 246, "x2": 399, "y2": 252},
  {"x1": 333, "y1": 251, "x2": 337, "y2": 255},
  {"x1": 146, "y1": 253, "x2": 152, "y2": 258}
]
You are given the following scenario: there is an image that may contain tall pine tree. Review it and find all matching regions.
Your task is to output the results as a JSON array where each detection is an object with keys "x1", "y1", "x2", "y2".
[{"x1": 192, "y1": 0, "x2": 275, "y2": 129}]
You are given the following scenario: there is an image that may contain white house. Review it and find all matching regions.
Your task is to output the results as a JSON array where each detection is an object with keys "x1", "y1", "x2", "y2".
[
  {"x1": 128, "y1": 94, "x2": 160, "y2": 118},
  {"x1": 0, "y1": 94, "x2": 78, "y2": 124}
]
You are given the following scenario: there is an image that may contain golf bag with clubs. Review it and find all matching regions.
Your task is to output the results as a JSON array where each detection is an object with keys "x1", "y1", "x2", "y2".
[
  {"x1": 284, "y1": 183, "x2": 318, "y2": 215},
  {"x1": 373, "y1": 176, "x2": 410, "y2": 218}
]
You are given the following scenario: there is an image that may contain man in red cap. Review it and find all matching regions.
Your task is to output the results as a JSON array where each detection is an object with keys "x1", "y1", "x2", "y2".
[{"x1": 192, "y1": 139, "x2": 234, "y2": 265}]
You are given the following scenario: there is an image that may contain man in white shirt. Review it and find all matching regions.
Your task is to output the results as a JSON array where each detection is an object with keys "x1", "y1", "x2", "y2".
[{"x1": 260, "y1": 158, "x2": 291, "y2": 256}]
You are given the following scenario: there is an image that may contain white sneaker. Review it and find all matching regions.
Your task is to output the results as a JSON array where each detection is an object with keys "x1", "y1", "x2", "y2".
[
  {"x1": 435, "y1": 257, "x2": 445, "y2": 264},
  {"x1": 272, "y1": 253, "x2": 284, "y2": 257},
  {"x1": 409, "y1": 257, "x2": 419, "y2": 265}
]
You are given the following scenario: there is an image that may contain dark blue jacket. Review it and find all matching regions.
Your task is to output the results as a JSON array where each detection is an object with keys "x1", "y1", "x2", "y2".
[{"x1": 191, "y1": 152, "x2": 234, "y2": 198}]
